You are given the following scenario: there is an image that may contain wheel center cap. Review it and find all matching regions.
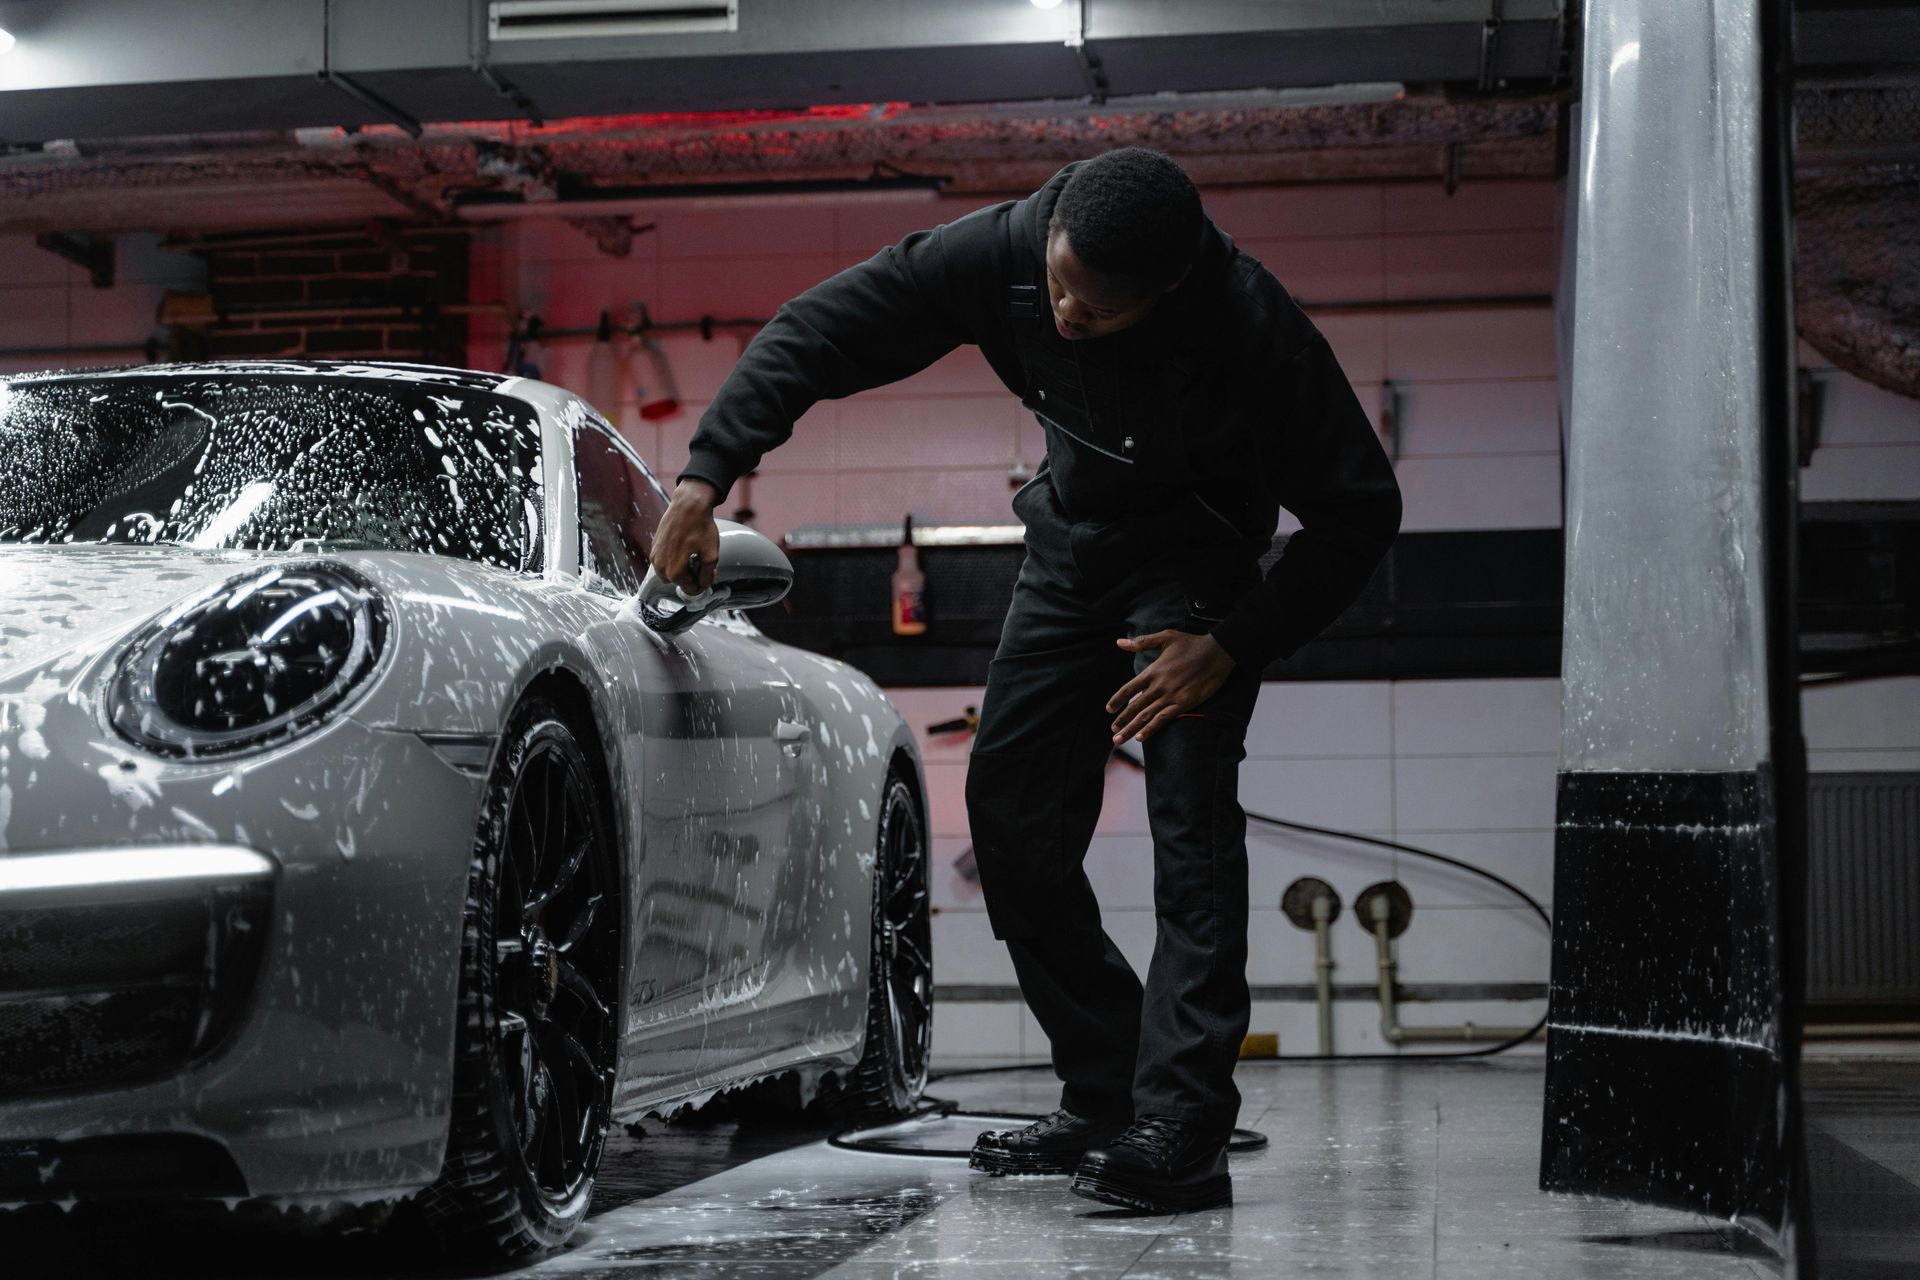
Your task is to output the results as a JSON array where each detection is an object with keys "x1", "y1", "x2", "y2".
[{"x1": 527, "y1": 930, "x2": 558, "y2": 1016}]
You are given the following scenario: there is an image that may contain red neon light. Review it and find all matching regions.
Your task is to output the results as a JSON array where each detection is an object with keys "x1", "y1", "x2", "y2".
[{"x1": 426, "y1": 104, "x2": 910, "y2": 136}]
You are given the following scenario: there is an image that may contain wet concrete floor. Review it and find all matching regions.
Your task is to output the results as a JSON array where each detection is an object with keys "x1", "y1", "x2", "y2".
[{"x1": 4, "y1": 1056, "x2": 1915, "y2": 1277}]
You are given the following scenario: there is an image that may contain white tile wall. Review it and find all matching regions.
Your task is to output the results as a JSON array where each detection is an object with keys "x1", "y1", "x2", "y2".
[
  {"x1": 1809, "y1": 367, "x2": 1920, "y2": 446},
  {"x1": 1316, "y1": 314, "x2": 1387, "y2": 384},
  {"x1": 1801, "y1": 677, "x2": 1920, "y2": 753},
  {"x1": 1244, "y1": 680, "x2": 1392, "y2": 757},
  {"x1": 1392, "y1": 379, "x2": 1560, "y2": 458},
  {"x1": 836, "y1": 394, "x2": 1018, "y2": 471},
  {"x1": 924, "y1": 659, "x2": 1920, "y2": 1059},
  {"x1": 1797, "y1": 362, "x2": 1920, "y2": 500},
  {"x1": 916, "y1": 671, "x2": 1567, "y2": 1060},
  {"x1": 928, "y1": 1000, "x2": 1023, "y2": 1066},
  {"x1": 660, "y1": 254, "x2": 843, "y2": 323},
  {"x1": 1379, "y1": 180, "x2": 1560, "y2": 236},
  {"x1": 1393, "y1": 754, "x2": 1560, "y2": 832},
  {"x1": 0, "y1": 235, "x2": 83, "y2": 287},
  {"x1": 1243, "y1": 234, "x2": 1383, "y2": 304},
  {"x1": 920, "y1": 760, "x2": 971, "y2": 839},
  {"x1": 1384, "y1": 308, "x2": 1558, "y2": 383},
  {"x1": 1393, "y1": 454, "x2": 1563, "y2": 530},
  {"x1": 1806, "y1": 750, "x2": 1920, "y2": 773},
  {"x1": 0, "y1": 233, "x2": 202, "y2": 372},
  {"x1": 1397, "y1": 906, "x2": 1552, "y2": 983},
  {"x1": 1390, "y1": 831, "x2": 1556, "y2": 907},
  {"x1": 1082, "y1": 835, "x2": 1160, "y2": 910},
  {"x1": 1392, "y1": 679, "x2": 1561, "y2": 755},
  {"x1": 1801, "y1": 443, "x2": 1920, "y2": 502},
  {"x1": 1209, "y1": 184, "x2": 1388, "y2": 241},
  {"x1": 1241, "y1": 757, "x2": 1396, "y2": 833},
  {"x1": 932, "y1": 910, "x2": 1019, "y2": 987},
  {"x1": 1382, "y1": 229, "x2": 1558, "y2": 301},
  {"x1": 485, "y1": 181, "x2": 1569, "y2": 545}
]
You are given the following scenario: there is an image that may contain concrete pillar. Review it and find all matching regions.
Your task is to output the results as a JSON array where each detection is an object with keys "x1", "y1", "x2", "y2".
[{"x1": 1541, "y1": 0, "x2": 1810, "y2": 1268}]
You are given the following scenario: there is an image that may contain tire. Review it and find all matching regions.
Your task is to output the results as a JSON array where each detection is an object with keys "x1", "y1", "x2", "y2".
[
  {"x1": 411, "y1": 697, "x2": 623, "y2": 1260},
  {"x1": 836, "y1": 770, "x2": 933, "y2": 1121}
]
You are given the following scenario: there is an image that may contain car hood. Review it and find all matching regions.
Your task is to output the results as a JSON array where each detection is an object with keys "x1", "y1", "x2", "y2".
[{"x1": 0, "y1": 544, "x2": 296, "y2": 689}]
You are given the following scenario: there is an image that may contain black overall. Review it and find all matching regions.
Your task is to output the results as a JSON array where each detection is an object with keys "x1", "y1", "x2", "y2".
[
  {"x1": 968, "y1": 478, "x2": 1265, "y2": 1131},
  {"x1": 677, "y1": 162, "x2": 1402, "y2": 1135}
]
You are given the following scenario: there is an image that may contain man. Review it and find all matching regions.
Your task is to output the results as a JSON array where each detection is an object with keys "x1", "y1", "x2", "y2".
[{"x1": 650, "y1": 148, "x2": 1401, "y2": 1212}]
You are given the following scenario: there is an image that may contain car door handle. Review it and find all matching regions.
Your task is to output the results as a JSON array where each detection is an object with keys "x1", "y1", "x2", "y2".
[{"x1": 774, "y1": 719, "x2": 811, "y2": 753}]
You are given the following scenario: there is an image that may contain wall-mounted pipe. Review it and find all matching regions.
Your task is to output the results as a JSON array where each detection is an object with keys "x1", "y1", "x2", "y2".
[
  {"x1": 1313, "y1": 891, "x2": 1335, "y2": 1056},
  {"x1": 1368, "y1": 894, "x2": 1537, "y2": 1045},
  {"x1": 1281, "y1": 877, "x2": 1345, "y2": 1056}
]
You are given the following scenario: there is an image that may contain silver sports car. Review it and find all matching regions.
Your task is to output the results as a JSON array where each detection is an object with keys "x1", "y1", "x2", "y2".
[{"x1": 0, "y1": 361, "x2": 932, "y2": 1258}]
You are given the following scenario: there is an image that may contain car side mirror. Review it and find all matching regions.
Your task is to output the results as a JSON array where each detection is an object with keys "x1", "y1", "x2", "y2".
[{"x1": 635, "y1": 519, "x2": 793, "y2": 634}]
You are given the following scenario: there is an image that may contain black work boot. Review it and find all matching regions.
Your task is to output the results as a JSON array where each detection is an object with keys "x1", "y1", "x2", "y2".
[
  {"x1": 969, "y1": 1107, "x2": 1132, "y2": 1176},
  {"x1": 1069, "y1": 1115, "x2": 1232, "y2": 1212}
]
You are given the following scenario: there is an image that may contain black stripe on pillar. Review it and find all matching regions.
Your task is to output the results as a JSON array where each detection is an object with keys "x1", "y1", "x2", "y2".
[{"x1": 1540, "y1": 767, "x2": 1788, "y2": 1228}]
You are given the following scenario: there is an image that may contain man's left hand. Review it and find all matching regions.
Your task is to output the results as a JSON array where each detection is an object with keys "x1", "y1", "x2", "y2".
[{"x1": 1107, "y1": 630, "x2": 1237, "y2": 744}]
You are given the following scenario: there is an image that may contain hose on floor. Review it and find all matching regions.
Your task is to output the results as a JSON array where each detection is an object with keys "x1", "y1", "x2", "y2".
[{"x1": 829, "y1": 1096, "x2": 1268, "y2": 1159}]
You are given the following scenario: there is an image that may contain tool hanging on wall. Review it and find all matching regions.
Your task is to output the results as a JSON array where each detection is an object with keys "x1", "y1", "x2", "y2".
[
  {"x1": 503, "y1": 309, "x2": 544, "y2": 380},
  {"x1": 628, "y1": 303, "x2": 683, "y2": 421},
  {"x1": 585, "y1": 309, "x2": 626, "y2": 420}
]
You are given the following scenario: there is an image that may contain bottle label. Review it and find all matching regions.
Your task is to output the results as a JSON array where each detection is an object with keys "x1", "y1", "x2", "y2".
[{"x1": 892, "y1": 584, "x2": 927, "y2": 635}]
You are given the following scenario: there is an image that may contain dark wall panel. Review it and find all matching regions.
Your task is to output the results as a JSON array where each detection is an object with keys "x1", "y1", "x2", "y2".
[{"x1": 754, "y1": 507, "x2": 1918, "y2": 685}]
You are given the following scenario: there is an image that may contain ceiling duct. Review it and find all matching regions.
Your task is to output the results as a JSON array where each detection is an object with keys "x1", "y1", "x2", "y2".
[{"x1": 488, "y1": 0, "x2": 739, "y2": 42}]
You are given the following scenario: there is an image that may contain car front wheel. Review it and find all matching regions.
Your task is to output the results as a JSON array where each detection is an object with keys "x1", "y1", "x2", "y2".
[{"x1": 414, "y1": 697, "x2": 622, "y2": 1260}]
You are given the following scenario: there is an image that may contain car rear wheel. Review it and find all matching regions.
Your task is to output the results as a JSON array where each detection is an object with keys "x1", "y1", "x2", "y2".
[
  {"x1": 413, "y1": 697, "x2": 622, "y2": 1260},
  {"x1": 838, "y1": 770, "x2": 933, "y2": 1121}
]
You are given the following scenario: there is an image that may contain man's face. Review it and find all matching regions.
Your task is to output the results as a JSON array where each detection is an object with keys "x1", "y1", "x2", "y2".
[{"x1": 1044, "y1": 230, "x2": 1171, "y2": 341}]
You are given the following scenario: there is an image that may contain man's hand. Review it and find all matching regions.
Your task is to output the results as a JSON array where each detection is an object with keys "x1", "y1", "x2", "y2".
[
  {"x1": 1106, "y1": 630, "x2": 1237, "y2": 743},
  {"x1": 650, "y1": 479, "x2": 721, "y2": 593}
]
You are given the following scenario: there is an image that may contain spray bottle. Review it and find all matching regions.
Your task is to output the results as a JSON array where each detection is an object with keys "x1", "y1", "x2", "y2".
[{"x1": 891, "y1": 513, "x2": 927, "y2": 637}]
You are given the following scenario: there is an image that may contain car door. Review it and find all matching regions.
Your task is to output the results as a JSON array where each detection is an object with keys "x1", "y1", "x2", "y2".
[{"x1": 572, "y1": 423, "x2": 816, "y2": 1091}]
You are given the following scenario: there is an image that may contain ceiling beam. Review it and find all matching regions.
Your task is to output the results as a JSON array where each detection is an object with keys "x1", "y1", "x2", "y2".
[{"x1": 0, "y1": 0, "x2": 1568, "y2": 144}]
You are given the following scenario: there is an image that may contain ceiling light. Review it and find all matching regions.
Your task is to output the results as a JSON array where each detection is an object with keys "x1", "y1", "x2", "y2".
[
  {"x1": 1030, "y1": 0, "x2": 1063, "y2": 9},
  {"x1": 0, "y1": 28, "x2": 15, "y2": 55}
]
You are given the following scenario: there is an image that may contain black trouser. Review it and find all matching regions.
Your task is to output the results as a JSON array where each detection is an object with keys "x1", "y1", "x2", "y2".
[{"x1": 965, "y1": 510, "x2": 1262, "y2": 1136}]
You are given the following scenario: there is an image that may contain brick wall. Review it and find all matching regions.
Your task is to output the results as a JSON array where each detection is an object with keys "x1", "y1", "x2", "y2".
[{"x1": 204, "y1": 227, "x2": 470, "y2": 365}]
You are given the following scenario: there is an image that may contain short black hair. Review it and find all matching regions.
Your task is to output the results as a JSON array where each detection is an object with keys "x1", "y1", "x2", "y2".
[{"x1": 1049, "y1": 148, "x2": 1203, "y2": 294}]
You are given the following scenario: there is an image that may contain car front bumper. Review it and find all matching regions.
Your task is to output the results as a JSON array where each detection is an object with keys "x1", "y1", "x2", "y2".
[{"x1": 0, "y1": 710, "x2": 482, "y2": 1203}]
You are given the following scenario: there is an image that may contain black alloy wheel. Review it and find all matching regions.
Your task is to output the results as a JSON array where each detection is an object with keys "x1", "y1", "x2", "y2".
[
  {"x1": 494, "y1": 726, "x2": 619, "y2": 1201},
  {"x1": 842, "y1": 772, "x2": 933, "y2": 1119},
  {"x1": 415, "y1": 698, "x2": 622, "y2": 1260}
]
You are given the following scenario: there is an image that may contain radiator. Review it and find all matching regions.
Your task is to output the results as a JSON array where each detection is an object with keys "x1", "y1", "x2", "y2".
[{"x1": 1806, "y1": 772, "x2": 1920, "y2": 1007}]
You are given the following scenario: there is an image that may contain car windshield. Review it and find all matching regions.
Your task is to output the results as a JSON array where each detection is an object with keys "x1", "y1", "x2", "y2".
[{"x1": 0, "y1": 373, "x2": 544, "y2": 572}]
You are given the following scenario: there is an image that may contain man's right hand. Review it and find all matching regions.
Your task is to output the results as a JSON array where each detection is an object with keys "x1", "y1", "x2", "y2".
[{"x1": 650, "y1": 479, "x2": 721, "y2": 594}]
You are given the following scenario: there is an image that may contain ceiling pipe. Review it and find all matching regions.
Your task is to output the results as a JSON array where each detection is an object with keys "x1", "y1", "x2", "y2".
[{"x1": 454, "y1": 178, "x2": 944, "y2": 221}]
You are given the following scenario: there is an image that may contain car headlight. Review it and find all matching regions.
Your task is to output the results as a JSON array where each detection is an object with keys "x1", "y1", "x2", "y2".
[{"x1": 109, "y1": 564, "x2": 386, "y2": 758}]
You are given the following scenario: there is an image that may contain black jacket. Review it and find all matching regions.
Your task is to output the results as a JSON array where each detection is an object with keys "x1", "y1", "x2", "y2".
[{"x1": 680, "y1": 164, "x2": 1402, "y2": 672}]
